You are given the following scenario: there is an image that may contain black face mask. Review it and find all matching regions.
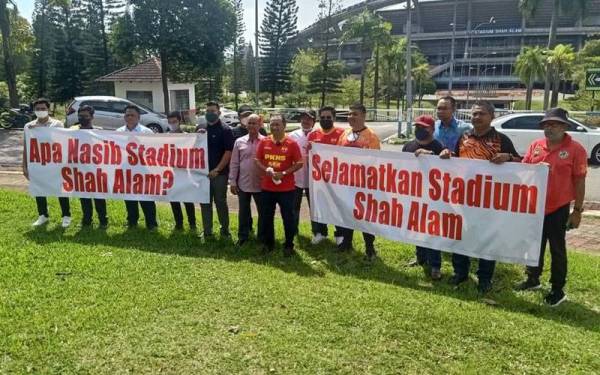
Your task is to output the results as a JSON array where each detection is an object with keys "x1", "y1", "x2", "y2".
[
  {"x1": 320, "y1": 119, "x2": 334, "y2": 129},
  {"x1": 78, "y1": 117, "x2": 92, "y2": 127}
]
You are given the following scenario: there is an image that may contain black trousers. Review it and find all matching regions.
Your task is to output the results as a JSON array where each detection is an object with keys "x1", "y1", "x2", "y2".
[
  {"x1": 80, "y1": 198, "x2": 107, "y2": 225},
  {"x1": 238, "y1": 190, "x2": 263, "y2": 241},
  {"x1": 526, "y1": 204, "x2": 570, "y2": 291},
  {"x1": 261, "y1": 190, "x2": 296, "y2": 249},
  {"x1": 339, "y1": 227, "x2": 375, "y2": 253},
  {"x1": 170, "y1": 202, "x2": 196, "y2": 227},
  {"x1": 36, "y1": 197, "x2": 70, "y2": 217},
  {"x1": 125, "y1": 200, "x2": 157, "y2": 229},
  {"x1": 293, "y1": 187, "x2": 343, "y2": 237}
]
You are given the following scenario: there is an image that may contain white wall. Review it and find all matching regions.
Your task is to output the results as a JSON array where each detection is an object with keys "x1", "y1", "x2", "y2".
[{"x1": 114, "y1": 81, "x2": 196, "y2": 113}]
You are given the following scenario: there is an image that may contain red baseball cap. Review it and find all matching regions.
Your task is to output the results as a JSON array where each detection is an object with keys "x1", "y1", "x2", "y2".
[{"x1": 413, "y1": 115, "x2": 435, "y2": 129}]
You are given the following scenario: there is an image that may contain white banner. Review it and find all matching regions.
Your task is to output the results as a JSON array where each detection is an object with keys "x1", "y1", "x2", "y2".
[
  {"x1": 309, "y1": 144, "x2": 549, "y2": 266},
  {"x1": 26, "y1": 127, "x2": 209, "y2": 203}
]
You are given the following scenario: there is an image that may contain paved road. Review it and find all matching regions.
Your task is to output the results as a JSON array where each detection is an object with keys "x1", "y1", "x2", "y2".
[{"x1": 2, "y1": 124, "x2": 598, "y2": 201}]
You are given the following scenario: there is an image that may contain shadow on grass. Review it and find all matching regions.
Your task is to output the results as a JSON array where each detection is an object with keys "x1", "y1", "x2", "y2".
[
  {"x1": 25, "y1": 224, "x2": 324, "y2": 279},
  {"x1": 296, "y1": 235, "x2": 600, "y2": 334}
]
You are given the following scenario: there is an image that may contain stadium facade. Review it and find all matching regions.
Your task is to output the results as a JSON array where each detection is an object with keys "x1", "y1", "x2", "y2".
[{"x1": 297, "y1": 0, "x2": 600, "y2": 94}]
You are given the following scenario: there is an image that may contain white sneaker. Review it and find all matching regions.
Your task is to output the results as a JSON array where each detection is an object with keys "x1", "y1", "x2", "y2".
[
  {"x1": 61, "y1": 216, "x2": 72, "y2": 228},
  {"x1": 32, "y1": 215, "x2": 49, "y2": 227},
  {"x1": 311, "y1": 233, "x2": 326, "y2": 245},
  {"x1": 335, "y1": 236, "x2": 344, "y2": 246}
]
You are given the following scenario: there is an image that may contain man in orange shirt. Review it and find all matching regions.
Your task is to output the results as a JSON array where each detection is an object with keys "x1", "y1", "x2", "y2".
[
  {"x1": 516, "y1": 108, "x2": 587, "y2": 307},
  {"x1": 255, "y1": 114, "x2": 304, "y2": 256},
  {"x1": 307, "y1": 106, "x2": 346, "y2": 245},
  {"x1": 337, "y1": 103, "x2": 381, "y2": 261}
]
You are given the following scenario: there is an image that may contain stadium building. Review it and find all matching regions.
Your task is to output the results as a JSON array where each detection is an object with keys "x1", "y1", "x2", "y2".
[{"x1": 297, "y1": 0, "x2": 600, "y2": 100}]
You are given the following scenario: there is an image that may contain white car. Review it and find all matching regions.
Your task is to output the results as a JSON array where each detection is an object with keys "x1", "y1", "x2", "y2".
[
  {"x1": 492, "y1": 113, "x2": 600, "y2": 164},
  {"x1": 65, "y1": 96, "x2": 170, "y2": 133}
]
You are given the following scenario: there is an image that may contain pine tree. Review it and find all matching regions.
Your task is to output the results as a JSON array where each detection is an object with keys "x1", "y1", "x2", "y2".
[
  {"x1": 243, "y1": 42, "x2": 256, "y2": 93},
  {"x1": 30, "y1": 0, "x2": 61, "y2": 98},
  {"x1": 230, "y1": 0, "x2": 245, "y2": 110},
  {"x1": 109, "y1": 6, "x2": 138, "y2": 67},
  {"x1": 260, "y1": 0, "x2": 298, "y2": 107}
]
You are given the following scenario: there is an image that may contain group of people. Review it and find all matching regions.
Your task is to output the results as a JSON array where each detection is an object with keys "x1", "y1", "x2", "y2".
[{"x1": 22, "y1": 96, "x2": 588, "y2": 306}]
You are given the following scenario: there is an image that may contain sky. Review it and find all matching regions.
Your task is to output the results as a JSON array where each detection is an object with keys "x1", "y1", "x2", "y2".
[{"x1": 16, "y1": 0, "x2": 365, "y2": 44}]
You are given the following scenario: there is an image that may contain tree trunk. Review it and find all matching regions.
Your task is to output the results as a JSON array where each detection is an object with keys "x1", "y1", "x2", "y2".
[
  {"x1": 0, "y1": 0, "x2": 19, "y2": 107},
  {"x1": 160, "y1": 50, "x2": 170, "y2": 114},
  {"x1": 525, "y1": 82, "x2": 533, "y2": 110},
  {"x1": 551, "y1": 72, "x2": 560, "y2": 107},
  {"x1": 373, "y1": 44, "x2": 380, "y2": 109},
  {"x1": 543, "y1": 0, "x2": 559, "y2": 110},
  {"x1": 233, "y1": 37, "x2": 239, "y2": 110}
]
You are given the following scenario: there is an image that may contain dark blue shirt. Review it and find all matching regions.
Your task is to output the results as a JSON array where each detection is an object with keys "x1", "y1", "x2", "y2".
[{"x1": 207, "y1": 120, "x2": 234, "y2": 175}]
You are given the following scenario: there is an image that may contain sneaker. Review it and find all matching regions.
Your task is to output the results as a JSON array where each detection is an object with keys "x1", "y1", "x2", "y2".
[
  {"x1": 477, "y1": 280, "x2": 493, "y2": 294},
  {"x1": 544, "y1": 289, "x2": 567, "y2": 307},
  {"x1": 334, "y1": 236, "x2": 344, "y2": 246},
  {"x1": 311, "y1": 233, "x2": 326, "y2": 245},
  {"x1": 61, "y1": 216, "x2": 72, "y2": 228},
  {"x1": 515, "y1": 278, "x2": 541, "y2": 291},
  {"x1": 32, "y1": 215, "x2": 49, "y2": 227},
  {"x1": 431, "y1": 268, "x2": 442, "y2": 281},
  {"x1": 449, "y1": 274, "x2": 468, "y2": 286}
]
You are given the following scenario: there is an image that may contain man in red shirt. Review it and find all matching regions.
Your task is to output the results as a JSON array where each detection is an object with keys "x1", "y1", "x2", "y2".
[
  {"x1": 307, "y1": 106, "x2": 346, "y2": 245},
  {"x1": 255, "y1": 114, "x2": 303, "y2": 256},
  {"x1": 516, "y1": 108, "x2": 587, "y2": 307}
]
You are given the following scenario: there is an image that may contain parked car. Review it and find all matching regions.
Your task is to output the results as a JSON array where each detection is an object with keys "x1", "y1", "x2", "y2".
[
  {"x1": 492, "y1": 113, "x2": 600, "y2": 164},
  {"x1": 65, "y1": 96, "x2": 169, "y2": 132},
  {"x1": 196, "y1": 107, "x2": 239, "y2": 129}
]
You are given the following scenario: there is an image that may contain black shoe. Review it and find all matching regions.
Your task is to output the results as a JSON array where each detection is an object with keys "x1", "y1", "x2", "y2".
[
  {"x1": 221, "y1": 231, "x2": 231, "y2": 238},
  {"x1": 147, "y1": 225, "x2": 158, "y2": 231},
  {"x1": 235, "y1": 239, "x2": 247, "y2": 247},
  {"x1": 173, "y1": 223, "x2": 184, "y2": 231},
  {"x1": 261, "y1": 245, "x2": 274, "y2": 255},
  {"x1": 99, "y1": 221, "x2": 108, "y2": 229},
  {"x1": 283, "y1": 246, "x2": 296, "y2": 257},
  {"x1": 126, "y1": 223, "x2": 138, "y2": 229},
  {"x1": 336, "y1": 242, "x2": 353, "y2": 252},
  {"x1": 80, "y1": 221, "x2": 92, "y2": 228},
  {"x1": 544, "y1": 289, "x2": 567, "y2": 307},
  {"x1": 449, "y1": 274, "x2": 468, "y2": 286},
  {"x1": 364, "y1": 246, "x2": 377, "y2": 262},
  {"x1": 478, "y1": 280, "x2": 493, "y2": 294},
  {"x1": 515, "y1": 278, "x2": 541, "y2": 291},
  {"x1": 202, "y1": 232, "x2": 214, "y2": 240}
]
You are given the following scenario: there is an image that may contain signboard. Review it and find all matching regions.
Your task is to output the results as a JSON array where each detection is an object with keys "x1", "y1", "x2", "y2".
[{"x1": 586, "y1": 68, "x2": 600, "y2": 91}]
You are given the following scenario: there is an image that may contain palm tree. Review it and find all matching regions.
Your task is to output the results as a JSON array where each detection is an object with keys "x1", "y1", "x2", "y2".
[
  {"x1": 519, "y1": 0, "x2": 590, "y2": 109},
  {"x1": 340, "y1": 10, "x2": 390, "y2": 105},
  {"x1": 0, "y1": 0, "x2": 18, "y2": 107},
  {"x1": 514, "y1": 46, "x2": 546, "y2": 110},
  {"x1": 547, "y1": 43, "x2": 575, "y2": 107}
]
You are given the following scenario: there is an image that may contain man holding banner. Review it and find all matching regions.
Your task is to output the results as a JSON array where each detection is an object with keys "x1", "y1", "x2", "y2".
[
  {"x1": 117, "y1": 105, "x2": 158, "y2": 230},
  {"x1": 440, "y1": 101, "x2": 521, "y2": 293},
  {"x1": 337, "y1": 103, "x2": 381, "y2": 261},
  {"x1": 517, "y1": 108, "x2": 588, "y2": 306},
  {"x1": 23, "y1": 98, "x2": 72, "y2": 228}
]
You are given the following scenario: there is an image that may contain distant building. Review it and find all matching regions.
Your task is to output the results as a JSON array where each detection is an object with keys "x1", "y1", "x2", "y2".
[{"x1": 96, "y1": 57, "x2": 196, "y2": 113}]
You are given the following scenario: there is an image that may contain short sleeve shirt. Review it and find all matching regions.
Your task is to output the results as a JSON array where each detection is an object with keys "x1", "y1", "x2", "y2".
[
  {"x1": 522, "y1": 134, "x2": 588, "y2": 214},
  {"x1": 337, "y1": 127, "x2": 381, "y2": 150},
  {"x1": 206, "y1": 121, "x2": 235, "y2": 175},
  {"x1": 256, "y1": 136, "x2": 302, "y2": 192},
  {"x1": 308, "y1": 127, "x2": 345, "y2": 145},
  {"x1": 455, "y1": 127, "x2": 519, "y2": 161},
  {"x1": 24, "y1": 117, "x2": 64, "y2": 129},
  {"x1": 434, "y1": 117, "x2": 472, "y2": 151},
  {"x1": 116, "y1": 123, "x2": 154, "y2": 133}
]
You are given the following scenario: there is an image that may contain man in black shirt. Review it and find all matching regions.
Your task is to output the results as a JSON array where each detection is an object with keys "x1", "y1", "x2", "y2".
[
  {"x1": 196, "y1": 101, "x2": 234, "y2": 238},
  {"x1": 231, "y1": 105, "x2": 267, "y2": 140},
  {"x1": 402, "y1": 115, "x2": 447, "y2": 280},
  {"x1": 440, "y1": 101, "x2": 521, "y2": 294}
]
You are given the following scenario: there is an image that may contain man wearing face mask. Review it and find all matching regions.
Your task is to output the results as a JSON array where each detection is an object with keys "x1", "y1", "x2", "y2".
[
  {"x1": 516, "y1": 108, "x2": 587, "y2": 307},
  {"x1": 232, "y1": 105, "x2": 267, "y2": 140},
  {"x1": 23, "y1": 98, "x2": 72, "y2": 228},
  {"x1": 402, "y1": 115, "x2": 447, "y2": 280},
  {"x1": 196, "y1": 101, "x2": 234, "y2": 239},
  {"x1": 166, "y1": 111, "x2": 197, "y2": 231},
  {"x1": 440, "y1": 101, "x2": 521, "y2": 294},
  {"x1": 289, "y1": 110, "x2": 316, "y2": 237},
  {"x1": 307, "y1": 106, "x2": 346, "y2": 245},
  {"x1": 71, "y1": 105, "x2": 108, "y2": 228},
  {"x1": 337, "y1": 103, "x2": 381, "y2": 261}
]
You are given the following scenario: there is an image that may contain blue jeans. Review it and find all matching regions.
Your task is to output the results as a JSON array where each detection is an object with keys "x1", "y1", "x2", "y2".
[
  {"x1": 452, "y1": 253, "x2": 496, "y2": 282},
  {"x1": 416, "y1": 246, "x2": 442, "y2": 269}
]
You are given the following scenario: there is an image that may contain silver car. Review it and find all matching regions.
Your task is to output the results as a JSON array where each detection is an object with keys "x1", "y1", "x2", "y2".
[{"x1": 65, "y1": 96, "x2": 170, "y2": 133}]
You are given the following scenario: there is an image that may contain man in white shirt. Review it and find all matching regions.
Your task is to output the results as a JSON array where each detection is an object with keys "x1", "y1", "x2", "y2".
[
  {"x1": 288, "y1": 110, "x2": 316, "y2": 238},
  {"x1": 117, "y1": 105, "x2": 158, "y2": 230},
  {"x1": 23, "y1": 98, "x2": 71, "y2": 228}
]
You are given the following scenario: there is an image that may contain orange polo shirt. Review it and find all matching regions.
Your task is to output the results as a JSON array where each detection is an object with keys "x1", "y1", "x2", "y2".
[
  {"x1": 522, "y1": 134, "x2": 588, "y2": 214},
  {"x1": 256, "y1": 135, "x2": 302, "y2": 192},
  {"x1": 337, "y1": 127, "x2": 381, "y2": 150}
]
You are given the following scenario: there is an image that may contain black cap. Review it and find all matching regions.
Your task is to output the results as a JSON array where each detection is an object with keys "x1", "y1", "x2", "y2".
[
  {"x1": 300, "y1": 109, "x2": 316, "y2": 120},
  {"x1": 540, "y1": 107, "x2": 570, "y2": 126},
  {"x1": 238, "y1": 105, "x2": 253, "y2": 117}
]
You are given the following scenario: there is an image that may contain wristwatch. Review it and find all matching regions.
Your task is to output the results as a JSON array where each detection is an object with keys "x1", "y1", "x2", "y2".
[{"x1": 573, "y1": 206, "x2": 584, "y2": 213}]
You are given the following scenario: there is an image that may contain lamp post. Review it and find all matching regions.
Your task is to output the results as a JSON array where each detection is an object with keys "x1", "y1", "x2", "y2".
[
  {"x1": 255, "y1": 0, "x2": 260, "y2": 108},
  {"x1": 405, "y1": 0, "x2": 413, "y2": 138},
  {"x1": 465, "y1": 17, "x2": 495, "y2": 107},
  {"x1": 448, "y1": 0, "x2": 458, "y2": 94},
  {"x1": 477, "y1": 65, "x2": 497, "y2": 99}
]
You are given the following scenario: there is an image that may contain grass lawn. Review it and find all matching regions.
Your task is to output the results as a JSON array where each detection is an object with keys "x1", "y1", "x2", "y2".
[{"x1": 0, "y1": 189, "x2": 599, "y2": 374}]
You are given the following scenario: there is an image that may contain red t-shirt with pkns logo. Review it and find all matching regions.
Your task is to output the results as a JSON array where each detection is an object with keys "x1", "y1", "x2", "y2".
[
  {"x1": 308, "y1": 127, "x2": 345, "y2": 145},
  {"x1": 256, "y1": 136, "x2": 302, "y2": 192},
  {"x1": 522, "y1": 134, "x2": 588, "y2": 214}
]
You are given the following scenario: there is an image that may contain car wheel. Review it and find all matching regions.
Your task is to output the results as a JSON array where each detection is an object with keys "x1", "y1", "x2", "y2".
[
  {"x1": 147, "y1": 123, "x2": 163, "y2": 133},
  {"x1": 592, "y1": 144, "x2": 600, "y2": 165}
]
